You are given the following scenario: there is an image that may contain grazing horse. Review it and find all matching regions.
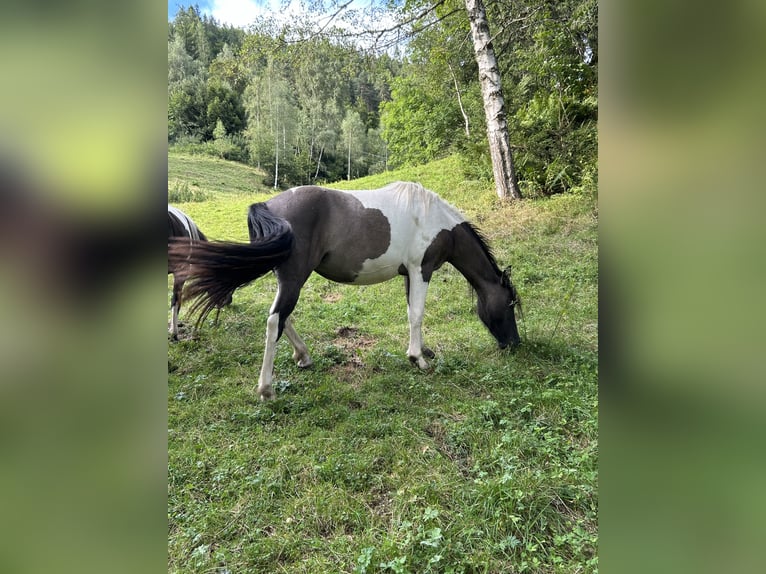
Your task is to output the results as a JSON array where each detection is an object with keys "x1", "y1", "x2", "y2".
[
  {"x1": 169, "y1": 182, "x2": 521, "y2": 400},
  {"x1": 167, "y1": 205, "x2": 230, "y2": 339}
]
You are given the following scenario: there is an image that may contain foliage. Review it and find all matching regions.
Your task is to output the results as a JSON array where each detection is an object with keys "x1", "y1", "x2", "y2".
[
  {"x1": 381, "y1": 69, "x2": 463, "y2": 168},
  {"x1": 168, "y1": 181, "x2": 210, "y2": 203},
  {"x1": 340, "y1": 109, "x2": 367, "y2": 180},
  {"x1": 168, "y1": 9, "x2": 398, "y2": 187},
  {"x1": 168, "y1": 0, "x2": 597, "y2": 193},
  {"x1": 167, "y1": 154, "x2": 598, "y2": 573},
  {"x1": 492, "y1": 0, "x2": 598, "y2": 195},
  {"x1": 383, "y1": 0, "x2": 598, "y2": 195}
]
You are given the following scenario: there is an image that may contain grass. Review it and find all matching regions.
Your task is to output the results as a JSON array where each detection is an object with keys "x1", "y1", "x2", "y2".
[{"x1": 168, "y1": 152, "x2": 598, "y2": 573}]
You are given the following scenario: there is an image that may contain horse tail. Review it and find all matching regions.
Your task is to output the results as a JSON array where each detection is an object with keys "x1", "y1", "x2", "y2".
[{"x1": 168, "y1": 204, "x2": 293, "y2": 325}]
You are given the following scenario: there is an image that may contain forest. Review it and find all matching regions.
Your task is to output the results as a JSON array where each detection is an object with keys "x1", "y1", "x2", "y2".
[{"x1": 168, "y1": 1, "x2": 597, "y2": 196}]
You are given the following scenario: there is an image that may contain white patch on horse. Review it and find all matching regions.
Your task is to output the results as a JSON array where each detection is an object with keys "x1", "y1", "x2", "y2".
[
  {"x1": 168, "y1": 205, "x2": 201, "y2": 241},
  {"x1": 342, "y1": 182, "x2": 465, "y2": 285}
]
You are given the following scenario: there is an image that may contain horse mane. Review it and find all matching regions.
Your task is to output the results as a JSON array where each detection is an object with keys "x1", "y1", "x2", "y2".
[
  {"x1": 464, "y1": 221, "x2": 503, "y2": 277},
  {"x1": 383, "y1": 182, "x2": 464, "y2": 221}
]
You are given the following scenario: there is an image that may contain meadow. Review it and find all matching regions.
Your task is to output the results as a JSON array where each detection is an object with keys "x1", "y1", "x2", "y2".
[{"x1": 168, "y1": 153, "x2": 598, "y2": 573}]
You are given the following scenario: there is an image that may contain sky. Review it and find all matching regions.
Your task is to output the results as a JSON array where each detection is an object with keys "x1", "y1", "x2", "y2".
[
  {"x1": 168, "y1": 1, "x2": 403, "y2": 53},
  {"x1": 168, "y1": 1, "x2": 301, "y2": 28},
  {"x1": 168, "y1": 1, "x2": 370, "y2": 29}
]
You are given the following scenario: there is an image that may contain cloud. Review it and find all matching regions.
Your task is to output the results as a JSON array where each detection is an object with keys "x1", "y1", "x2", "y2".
[{"x1": 204, "y1": 0, "x2": 303, "y2": 29}]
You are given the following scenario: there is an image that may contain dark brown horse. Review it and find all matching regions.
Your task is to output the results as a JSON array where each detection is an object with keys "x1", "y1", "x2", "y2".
[{"x1": 169, "y1": 182, "x2": 521, "y2": 399}]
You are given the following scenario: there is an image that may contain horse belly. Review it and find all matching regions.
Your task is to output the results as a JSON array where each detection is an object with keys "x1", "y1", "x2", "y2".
[
  {"x1": 316, "y1": 250, "x2": 403, "y2": 285},
  {"x1": 351, "y1": 254, "x2": 403, "y2": 284}
]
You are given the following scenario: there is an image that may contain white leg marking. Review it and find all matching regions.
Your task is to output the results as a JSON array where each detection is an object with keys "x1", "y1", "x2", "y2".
[
  {"x1": 169, "y1": 301, "x2": 179, "y2": 338},
  {"x1": 258, "y1": 312, "x2": 280, "y2": 400},
  {"x1": 406, "y1": 270, "x2": 430, "y2": 370},
  {"x1": 283, "y1": 317, "x2": 312, "y2": 368}
]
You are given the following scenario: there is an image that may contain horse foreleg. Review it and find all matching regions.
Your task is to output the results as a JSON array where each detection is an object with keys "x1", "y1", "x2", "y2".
[
  {"x1": 283, "y1": 317, "x2": 312, "y2": 368},
  {"x1": 405, "y1": 271, "x2": 431, "y2": 369},
  {"x1": 257, "y1": 312, "x2": 280, "y2": 401}
]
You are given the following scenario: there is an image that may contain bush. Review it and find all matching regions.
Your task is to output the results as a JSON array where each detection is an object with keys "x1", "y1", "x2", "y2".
[{"x1": 168, "y1": 182, "x2": 210, "y2": 203}]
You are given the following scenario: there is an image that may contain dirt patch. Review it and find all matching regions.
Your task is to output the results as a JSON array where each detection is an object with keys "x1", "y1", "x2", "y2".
[
  {"x1": 327, "y1": 327, "x2": 377, "y2": 385},
  {"x1": 333, "y1": 326, "x2": 376, "y2": 358},
  {"x1": 321, "y1": 292, "x2": 343, "y2": 303}
]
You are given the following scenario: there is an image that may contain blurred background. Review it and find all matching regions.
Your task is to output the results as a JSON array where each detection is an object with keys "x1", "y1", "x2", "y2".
[
  {"x1": 600, "y1": 0, "x2": 766, "y2": 572},
  {"x1": 0, "y1": 2, "x2": 166, "y2": 574}
]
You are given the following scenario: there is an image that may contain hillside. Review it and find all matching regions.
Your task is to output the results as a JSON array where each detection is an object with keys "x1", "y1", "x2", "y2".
[{"x1": 168, "y1": 153, "x2": 598, "y2": 573}]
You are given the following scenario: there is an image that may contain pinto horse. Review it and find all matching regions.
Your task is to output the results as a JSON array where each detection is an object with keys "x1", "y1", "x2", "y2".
[
  {"x1": 169, "y1": 182, "x2": 521, "y2": 400},
  {"x1": 167, "y1": 205, "x2": 230, "y2": 339}
]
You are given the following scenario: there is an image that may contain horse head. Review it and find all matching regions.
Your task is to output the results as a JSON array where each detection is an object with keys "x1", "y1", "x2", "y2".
[{"x1": 478, "y1": 266, "x2": 522, "y2": 349}]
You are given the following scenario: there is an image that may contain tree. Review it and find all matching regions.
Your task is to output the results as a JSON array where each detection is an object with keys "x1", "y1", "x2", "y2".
[
  {"x1": 485, "y1": 0, "x2": 597, "y2": 194},
  {"x1": 170, "y1": 6, "x2": 211, "y2": 64},
  {"x1": 243, "y1": 61, "x2": 300, "y2": 189},
  {"x1": 205, "y1": 78, "x2": 245, "y2": 139},
  {"x1": 464, "y1": 0, "x2": 522, "y2": 199},
  {"x1": 212, "y1": 119, "x2": 237, "y2": 159},
  {"x1": 308, "y1": 0, "x2": 524, "y2": 198},
  {"x1": 340, "y1": 110, "x2": 366, "y2": 180},
  {"x1": 381, "y1": 69, "x2": 458, "y2": 166},
  {"x1": 168, "y1": 34, "x2": 207, "y2": 142}
]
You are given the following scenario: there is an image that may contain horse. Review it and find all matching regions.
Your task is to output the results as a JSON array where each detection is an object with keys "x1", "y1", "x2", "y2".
[
  {"x1": 168, "y1": 182, "x2": 521, "y2": 400},
  {"x1": 167, "y1": 205, "x2": 230, "y2": 339}
]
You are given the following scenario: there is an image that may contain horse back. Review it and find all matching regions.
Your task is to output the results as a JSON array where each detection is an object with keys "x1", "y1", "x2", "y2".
[{"x1": 263, "y1": 184, "x2": 463, "y2": 284}]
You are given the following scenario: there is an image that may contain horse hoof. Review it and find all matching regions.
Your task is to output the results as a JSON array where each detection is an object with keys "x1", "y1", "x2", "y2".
[
  {"x1": 423, "y1": 347, "x2": 435, "y2": 359},
  {"x1": 259, "y1": 387, "x2": 276, "y2": 401},
  {"x1": 293, "y1": 352, "x2": 313, "y2": 368},
  {"x1": 409, "y1": 355, "x2": 430, "y2": 370},
  {"x1": 296, "y1": 357, "x2": 313, "y2": 369}
]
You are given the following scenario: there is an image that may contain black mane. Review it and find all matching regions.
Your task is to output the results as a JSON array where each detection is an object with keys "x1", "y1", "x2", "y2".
[{"x1": 464, "y1": 221, "x2": 502, "y2": 277}]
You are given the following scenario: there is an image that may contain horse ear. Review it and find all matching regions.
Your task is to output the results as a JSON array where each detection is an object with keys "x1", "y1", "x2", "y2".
[{"x1": 502, "y1": 265, "x2": 513, "y2": 285}]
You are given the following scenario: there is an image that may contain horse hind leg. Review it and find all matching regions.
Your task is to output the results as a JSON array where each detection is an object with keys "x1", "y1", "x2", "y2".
[
  {"x1": 257, "y1": 312, "x2": 309, "y2": 401},
  {"x1": 258, "y1": 312, "x2": 280, "y2": 401},
  {"x1": 283, "y1": 317, "x2": 312, "y2": 368},
  {"x1": 257, "y1": 283, "x2": 303, "y2": 401},
  {"x1": 169, "y1": 276, "x2": 182, "y2": 340}
]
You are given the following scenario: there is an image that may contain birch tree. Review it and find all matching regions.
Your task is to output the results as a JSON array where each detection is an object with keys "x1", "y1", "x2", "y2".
[
  {"x1": 464, "y1": 0, "x2": 522, "y2": 199},
  {"x1": 313, "y1": 0, "x2": 523, "y2": 199},
  {"x1": 340, "y1": 110, "x2": 366, "y2": 180}
]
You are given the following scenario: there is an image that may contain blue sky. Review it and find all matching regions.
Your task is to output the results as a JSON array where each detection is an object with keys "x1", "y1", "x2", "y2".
[
  {"x1": 168, "y1": 1, "x2": 307, "y2": 28},
  {"x1": 168, "y1": 1, "x2": 400, "y2": 52},
  {"x1": 168, "y1": 1, "x2": 391, "y2": 31},
  {"x1": 169, "y1": 1, "x2": 271, "y2": 28}
]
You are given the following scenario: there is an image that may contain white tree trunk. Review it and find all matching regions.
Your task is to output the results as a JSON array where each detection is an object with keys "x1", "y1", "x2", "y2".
[
  {"x1": 347, "y1": 133, "x2": 352, "y2": 180},
  {"x1": 448, "y1": 62, "x2": 470, "y2": 137},
  {"x1": 465, "y1": 0, "x2": 522, "y2": 200},
  {"x1": 314, "y1": 144, "x2": 324, "y2": 180}
]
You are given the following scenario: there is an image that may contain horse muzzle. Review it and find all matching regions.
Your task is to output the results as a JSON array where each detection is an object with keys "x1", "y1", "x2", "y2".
[{"x1": 499, "y1": 338, "x2": 521, "y2": 350}]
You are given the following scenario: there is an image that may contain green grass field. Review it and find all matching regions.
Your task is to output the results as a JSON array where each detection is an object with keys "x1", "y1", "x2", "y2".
[{"x1": 168, "y1": 152, "x2": 598, "y2": 573}]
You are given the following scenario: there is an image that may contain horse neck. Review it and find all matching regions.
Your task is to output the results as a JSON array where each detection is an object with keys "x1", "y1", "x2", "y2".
[{"x1": 448, "y1": 224, "x2": 502, "y2": 297}]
